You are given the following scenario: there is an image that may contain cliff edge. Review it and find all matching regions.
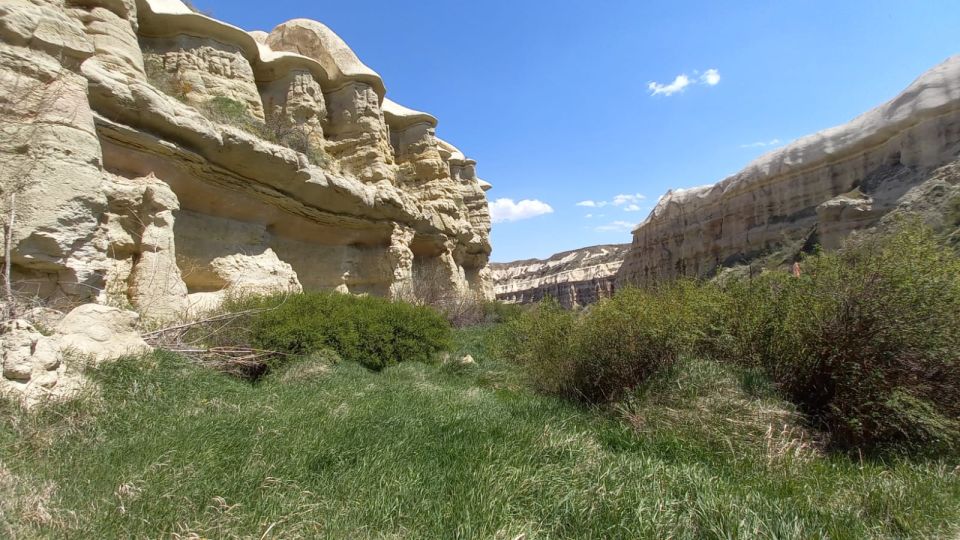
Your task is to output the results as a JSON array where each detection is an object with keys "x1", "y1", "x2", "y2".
[{"x1": 619, "y1": 56, "x2": 960, "y2": 285}]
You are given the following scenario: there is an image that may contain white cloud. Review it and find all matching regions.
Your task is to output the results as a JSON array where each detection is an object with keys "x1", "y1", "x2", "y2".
[
  {"x1": 490, "y1": 198, "x2": 554, "y2": 223},
  {"x1": 701, "y1": 68, "x2": 721, "y2": 86},
  {"x1": 576, "y1": 200, "x2": 608, "y2": 208},
  {"x1": 594, "y1": 220, "x2": 637, "y2": 233},
  {"x1": 649, "y1": 68, "x2": 721, "y2": 97},
  {"x1": 623, "y1": 204, "x2": 642, "y2": 212},
  {"x1": 612, "y1": 193, "x2": 646, "y2": 207},
  {"x1": 739, "y1": 138, "x2": 782, "y2": 149},
  {"x1": 584, "y1": 213, "x2": 594, "y2": 219},
  {"x1": 648, "y1": 74, "x2": 691, "y2": 97}
]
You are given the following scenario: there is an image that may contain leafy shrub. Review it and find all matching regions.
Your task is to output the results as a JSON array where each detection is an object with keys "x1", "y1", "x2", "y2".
[
  {"x1": 568, "y1": 282, "x2": 718, "y2": 403},
  {"x1": 231, "y1": 292, "x2": 451, "y2": 371},
  {"x1": 492, "y1": 299, "x2": 578, "y2": 396},
  {"x1": 496, "y1": 282, "x2": 714, "y2": 403},
  {"x1": 482, "y1": 300, "x2": 524, "y2": 325},
  {"x1": 725, "y1": 222, "x2": 960, "y2": 452}
]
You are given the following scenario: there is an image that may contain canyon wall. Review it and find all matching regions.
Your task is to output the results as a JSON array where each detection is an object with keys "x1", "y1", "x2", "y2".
[
  {"x1": 618, "y1": 56, "x2": 960, "y2": 286},
  {"x1": 0, "y1": 0, "x2": 494, "y2": 320},
  {"x1": 492, "y1": 244, "x2": 629, "y2": 308}
]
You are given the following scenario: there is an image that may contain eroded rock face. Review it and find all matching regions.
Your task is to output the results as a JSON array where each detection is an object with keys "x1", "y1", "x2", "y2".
[
  {"x1": 54, "y1": 303, "x2": 151, "y2": 363},
  {"x1": 142, "y1": 35, "x2": 266, "y2": 120},
  {"x1": 492, "y1": 244, "x2": 630, "y2": 308},
  {"x1": 1, "y1": 303, "x2": 151, "y2": 404},
  {"x1": 0, "y1": 0, "x2": 494, "y2": 321},
  {"x1": 0, "y1": 0, "x2": 106, "y2": 306},
  {"x1": 618, "y1": 56, "x2": 960, "y2": 286}
]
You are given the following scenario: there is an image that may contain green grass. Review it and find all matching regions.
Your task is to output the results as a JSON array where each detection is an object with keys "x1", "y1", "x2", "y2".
[{"x1": 1, "y1": 326, "x2": 958, "y2": 538}]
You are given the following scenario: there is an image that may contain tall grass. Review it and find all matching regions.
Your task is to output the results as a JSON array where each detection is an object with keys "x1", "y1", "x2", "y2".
[{"x1": 1, "y1": 329, "x2": 958, "y2": 538}]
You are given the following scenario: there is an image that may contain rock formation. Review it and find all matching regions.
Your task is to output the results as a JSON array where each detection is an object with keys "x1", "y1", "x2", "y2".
[
  {"x1": 492, "y1": 244, "x2": 629, "y2": 308},
  {"x1": 1, "y1": 303, "x2": 151, "y2": 404},
  {"x1": 619, "y1": 56, "x2": 960, "y2": 286},
  {"x1": 0, "y1": 0, "x2": 494, "y2": 322}
]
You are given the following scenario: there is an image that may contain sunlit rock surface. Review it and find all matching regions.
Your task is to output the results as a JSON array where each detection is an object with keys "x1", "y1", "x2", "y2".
[{"x1": 0, "y1": 0, "x2": 493, "y2": 321}]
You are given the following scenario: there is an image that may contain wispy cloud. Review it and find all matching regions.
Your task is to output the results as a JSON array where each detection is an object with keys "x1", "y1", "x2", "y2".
[
  {"x1": 649, "y1": 68, "x2": 721, "y2": 97},
  {"x1": 576, "y1": 200, "x2": 607, "y2": 208},
  {"x1": 648, "y1": 74, "x2": 691, "y2": 97},
  {"x1": 701, "y1": 68, "x2": 721, "y2": 86},
  {"x1": 739, "y1": 138, "x2": 782, "y2": 149},
  {"x1": 594, "y1": 220, "x2": 637, "y2": 233},
  {"x1": 490, "y1": 198, "x2": 554, "y2": 223},
  {"x1": 578, "y1": 193, "x2": 646, "y2": 213},
  {"x1": 612, "y1": 193, "x2": 646, "y2": 207}
]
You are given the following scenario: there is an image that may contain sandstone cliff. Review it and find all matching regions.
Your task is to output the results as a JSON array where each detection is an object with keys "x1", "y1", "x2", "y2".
[
  {"x1": 619, "y1": 56, "x2": 960, "y2": 286},
  {"x1": 0, "y1": 0, "x2": 494, "y2": 321},
  {"x1": 492, "y1": 244, "x2": 629, "y2": 308}
]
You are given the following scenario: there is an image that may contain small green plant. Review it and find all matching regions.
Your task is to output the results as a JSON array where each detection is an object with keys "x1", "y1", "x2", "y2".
[
  {"x1": 202, "y1": 96, "x2": 249, "y2": 125},
  {"x1": 230, "y1": 292, "x2": 452, "y2": 371},
  {"x1": 493, "y1": 298, "x2": 579, "y2": 396}
]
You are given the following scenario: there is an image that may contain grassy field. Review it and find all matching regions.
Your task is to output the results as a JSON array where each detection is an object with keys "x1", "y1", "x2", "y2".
[{"x1": 2, "y1": 326, "x2": 958, "y2": 539}]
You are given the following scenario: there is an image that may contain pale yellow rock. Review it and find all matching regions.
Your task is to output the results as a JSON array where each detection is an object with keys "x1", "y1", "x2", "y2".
[
  {"x1": 0, "y1": 319, "x2": 77, "y2": 406},
  {"x1": 210, "y1": 250, "x2": 303, "y2": 295},
  {"x1": 0, "y1": 1, "x2": 107, "y2": 303},
  {"x1": 3, "y1": 0, "x2": 495, "y2": 320},
  {"x1": 55, "y1": 304, "x2": 152, "y2": 363},
  {"x1": 101, "y1": 174, "x2": 189, "y2": 321},
  {"x1": 142, "y1": 35, "x2": 266, "y2": 120},
  {"x1": 71, "y1": 4, "x2": 145, "y2": 78},
  {"x1": 265, "y1": 18, "x2": 385, "y2": 97}
]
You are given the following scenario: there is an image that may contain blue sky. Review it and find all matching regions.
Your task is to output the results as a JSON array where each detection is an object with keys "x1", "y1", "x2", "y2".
[{"x1": 195, "y1": 0, "x2": 960, "y2": 262}]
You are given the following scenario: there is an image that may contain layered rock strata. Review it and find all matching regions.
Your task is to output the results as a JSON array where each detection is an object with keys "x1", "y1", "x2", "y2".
[
  {"x1": 492, "y1": 244, "x2": 629, "y2": 308},
  {"x1": 0, "y1": 0, "x2": 494, "y2": 320},
  {"x1": 619, "y1": 56, "x2": 960, "y2": 285}
]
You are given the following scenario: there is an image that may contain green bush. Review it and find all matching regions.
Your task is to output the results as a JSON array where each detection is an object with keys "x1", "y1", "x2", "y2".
[
  {"x1": 492, "y1": 299, "x2": 579, "y2": 396},
  {"x1": 497, "y1": 282, "x2": 714, "y2": 403},
  {"x1": 568, "y1": 282, "x2": 718, "y2": 403},
  {"x1": 233, "y1": 292, "x2": 451, "y2": 371},
  {"x1": 725, "y1": 222, "x2": 960, "y2": 452},
  {"x1": 482, "y1": 300, "x2": 525, "y2": 324}
]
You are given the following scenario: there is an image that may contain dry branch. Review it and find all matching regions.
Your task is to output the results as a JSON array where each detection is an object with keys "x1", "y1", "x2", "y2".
[{"x1": 143, "y1": 299, "x2": 291, "y2": 379}]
